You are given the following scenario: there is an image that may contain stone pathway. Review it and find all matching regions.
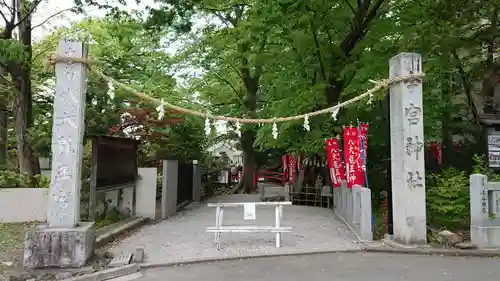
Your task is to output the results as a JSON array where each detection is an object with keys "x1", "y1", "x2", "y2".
[{"x1": 109, "y1": 194, "x2": 360, "y2": 264}]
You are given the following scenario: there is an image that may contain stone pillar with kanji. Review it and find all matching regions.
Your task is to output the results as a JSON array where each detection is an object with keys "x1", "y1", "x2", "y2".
[
  {"x1": 23, "y1": 40, "x2": 96, "y2": 268},
  {"x1": 389, "y1": 53, "x2": 427, "y2": 244}
]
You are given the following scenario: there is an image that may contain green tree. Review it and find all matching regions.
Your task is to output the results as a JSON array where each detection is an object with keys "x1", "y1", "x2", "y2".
[
  {"x1": 32, "y1": 14, "x2": 207, "y2": 166},
  {"x1": 0, "y1": 0, "x2": 43, "y2": 178}
]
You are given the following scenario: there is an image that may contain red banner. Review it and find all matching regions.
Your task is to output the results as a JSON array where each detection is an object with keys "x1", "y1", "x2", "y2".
[
  {"x1": 429, "y1": 142, "x2": 442, "y2": 167},
  {"x1": 288, "y1": 154, "x2": 296, "y2": 184},
  {"x1": 359, "y1": 123, "x2": 368, "y2": 157},
  {"x1": 326, "y1": 138, "x2": 345, "y2": 188},
  {"x1": 297, "y1": 154, "x2": 301, "y2": 171},
  {"x1": 343, "y1": 127, "x2": 362, "y2": 187},
  {"x1": 282, "y1": 155, "x2": 288, "y2": 181},
  {"x1": 358, "y1": 123, "x2": 369, "y2": 186}
]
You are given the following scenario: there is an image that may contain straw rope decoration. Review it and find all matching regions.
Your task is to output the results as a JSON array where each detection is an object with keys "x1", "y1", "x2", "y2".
[{"x1": 48, "y1": 55, "x2": 425, "y2": 125}]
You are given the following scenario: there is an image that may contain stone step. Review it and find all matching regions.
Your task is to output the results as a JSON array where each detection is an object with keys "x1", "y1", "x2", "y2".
[{"x1": 108, "y1": 251, "x2": 133, "y2": 267}]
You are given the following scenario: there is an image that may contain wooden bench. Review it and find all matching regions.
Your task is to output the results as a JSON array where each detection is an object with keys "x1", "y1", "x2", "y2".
[{"x1": 206, "y1": 201, "x2": 292, "y2": 250}]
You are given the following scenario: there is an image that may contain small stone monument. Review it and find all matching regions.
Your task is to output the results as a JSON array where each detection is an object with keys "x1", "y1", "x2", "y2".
[
  {"x1": 389, "y1": 53, "x2": 427, "y2": 244},
  {"x1": 23, "y1": 40, "x2": 96, "y2": 268},
  {"x1": 470, "y1": 174, "x2": 500, "y2": 248}
]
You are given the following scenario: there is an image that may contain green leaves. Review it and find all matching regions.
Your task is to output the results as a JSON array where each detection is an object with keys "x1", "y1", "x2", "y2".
[
  {"x1": 426, "y1": 167, "x2": 469, "y2": 230},
  {"x1": 67, "y1": 0, "x2": 499, "y2": 173},
  {"x1": 0, "y1": 39, "x2": 25, "y2": 64}
]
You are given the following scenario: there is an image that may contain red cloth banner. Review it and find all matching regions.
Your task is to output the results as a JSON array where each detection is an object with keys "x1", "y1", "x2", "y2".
[
  {"x1": 325, "y1": 139, "x2": 335, "y2": 185},
  {"x1": 343, "y1": 127, "x2": 362, "y2": 187},
  {"x1": 282, "y1": 155, "x2": 288, "y2": 181},
  {"x1": 297, "y1": 154, "x2": 301, "y2": 171},
  {"x1": 359, "y1": 123, "x2": 369, "y2": 157},
  {"x1": 326, "y1": 138, "x2": 345, "y2": 188},
  {"x1": 429, "y1": 142, "x2": 442, "y2": 167},
  {"x1": 288, "y1": 154, "x2": 296, "y2": 184},
  {"x1": 357, "y1": 123, "x2": 369, "y2": 186}
]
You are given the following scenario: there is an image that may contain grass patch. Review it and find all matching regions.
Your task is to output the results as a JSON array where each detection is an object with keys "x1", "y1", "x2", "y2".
[
  {"x1": 372, "y1": 210, "x2": 386, "y2": 240},
  {"x1": 0, "y1": 222, "x2": 37, "y2": 269}
]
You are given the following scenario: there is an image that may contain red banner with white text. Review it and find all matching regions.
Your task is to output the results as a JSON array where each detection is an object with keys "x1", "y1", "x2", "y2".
[
  {"x1": 357, "y1": 123, "x2": 369, "y2": 187},
  {"x1": 343, "y1": 127, "x2": 362, "y2": 187},
  {"x1": 288, "y1": 154, "x2": 296, "y2": 184},
  {"x1": 326, "y1": 138, "x2": 345, "y2": 188}
]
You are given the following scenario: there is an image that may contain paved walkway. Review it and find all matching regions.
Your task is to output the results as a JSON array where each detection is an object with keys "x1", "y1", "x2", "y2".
[
  {"x1": 109, "y1": 194, "x2": 360, "y2": 264},
  {"x1": 138, "y1": 252, "x2": 500, "y2": 281}
]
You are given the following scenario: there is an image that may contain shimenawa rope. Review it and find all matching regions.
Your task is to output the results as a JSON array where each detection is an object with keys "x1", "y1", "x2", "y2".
[{"x1": 48, "y1": 55, "x2": 425, "y2": 124}]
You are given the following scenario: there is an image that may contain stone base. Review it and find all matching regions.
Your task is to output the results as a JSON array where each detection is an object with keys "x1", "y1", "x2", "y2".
[
  {"x1": 23, "y1": 222, "x2": 96, "y2": 269},
  {"x1": 383, "y1": 234, "x2": 429, "y2": 248},
  {"x1": 471, "y1": 225, "x2": 500, "y2": 248}
]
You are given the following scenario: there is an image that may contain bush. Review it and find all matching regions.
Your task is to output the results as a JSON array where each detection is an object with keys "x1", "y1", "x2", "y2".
[
  {"x1": 0, "y1": 169, "x2": 28, "y2": 188},
  {"x1": 31, "y1": 174, "x2": 50, "y2": 188},
  {"x1": 426, "y1": 167, "x2": 469, "y2": 230},
  {"x1": 426, "y1": 154, "x2": 500, "y2": 231},
  {"x1": 0, "y1": 169, "x2": 50, "y2": 188}
]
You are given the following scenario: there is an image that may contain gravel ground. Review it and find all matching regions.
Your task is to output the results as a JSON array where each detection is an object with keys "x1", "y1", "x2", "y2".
[
  {"x1": 139, "y1": 252, "x2": 500, "y2": 281},
  {"x1": 109, "y1": 194, "x2": 360, "y2": 264}
]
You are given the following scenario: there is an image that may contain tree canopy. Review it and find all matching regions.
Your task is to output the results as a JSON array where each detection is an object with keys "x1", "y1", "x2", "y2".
[{"x1": 0, "y1": 0, "x2": 498, "y2": 194}]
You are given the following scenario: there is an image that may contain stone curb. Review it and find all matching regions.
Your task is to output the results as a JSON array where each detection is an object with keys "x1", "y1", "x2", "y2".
[
  {"x1": 363, "y1": 246, "x2": 500, "y2": 257},
  {"x1": 96, "y1": 217, "x2": 149, "y2": 248},
  {"x1": 62, "y1": 264, "x2": 139, "y2": 281},
  {"x1": 139, "y1": 248, "x2": 363, "y2": 269},
  {"x1": 138, "y1": 245, "x2": 500, "y2": 270}
]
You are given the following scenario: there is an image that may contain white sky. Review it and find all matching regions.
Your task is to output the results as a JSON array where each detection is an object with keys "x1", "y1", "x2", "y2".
[
  {"x1": 31, "y1": 0, "x2": 158, "y2": 41},
  {"x1": 31, "y1": 0, "x2": 207, "y2": 84}
]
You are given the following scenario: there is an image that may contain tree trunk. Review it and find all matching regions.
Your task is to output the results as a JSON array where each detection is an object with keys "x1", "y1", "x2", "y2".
[
  {"x1": 0, "y1": 107, "x2": 7, "y2": 167},
  {"x1": 441, "y1": 75, "x2": 452, "y2": 167},
  {"x1": 9, "y1": 9, "x2": 40, "y2": 178},
  {"x1": 324, "y1": 81, "x2": 343, "y2": 106},
  {"x1": 481, "y1": 7, "x2": 499, "y2": 114},
  {"x1": 239, "y1": 44, "x2": 259, "y2": 193},
  {"x1": 0, "y1": 67, "x2": 8, "y2": 168},
  {"x1": 241, "y1": 128, "x2": 256, "y2": 193}
]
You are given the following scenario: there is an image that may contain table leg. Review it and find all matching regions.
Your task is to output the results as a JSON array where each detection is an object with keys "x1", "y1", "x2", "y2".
[
  {"x1": 217, "y1": 207, "x2": 224, "y2": 250},
  {"x1": 215, "y1": 206, "x2": 220, "y2": 243},
  {"x1": 275, "y1": 206, "x2": 281, "y2": 248}
]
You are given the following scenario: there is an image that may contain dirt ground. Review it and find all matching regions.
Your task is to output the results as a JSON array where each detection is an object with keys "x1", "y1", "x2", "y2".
[{"x1": 0, "y1": 222, "x2": 37, "y2": 274}]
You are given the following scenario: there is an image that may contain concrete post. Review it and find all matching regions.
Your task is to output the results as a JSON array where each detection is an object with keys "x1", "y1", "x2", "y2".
[
  {"x1": 359, "y1": 187, "x2": 373, "y2": 241},
  {"x1": 389, "y1": 53, "x2": 427, "y2": 244},
  {"x1": 136, "y1": 168, "x2": 158, "y2": 219},
  {"x1": 161, "y1": 160, "x2": 178, "y2": 219},
  {"x1": 192, "y1": 160, "x2": 202, "y2": 202}
]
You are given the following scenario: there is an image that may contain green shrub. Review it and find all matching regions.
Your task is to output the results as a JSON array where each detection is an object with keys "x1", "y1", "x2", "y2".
[
  {"x1": 426, "y1": 154, "x2": 500, "y2": 231},
  {"x1": 0, "y1": 169, "x2": 50, "y2": 188},
  {"x1": 31, "y1": 174, "x2": 50, "y2": 188},
  {"x1": 0, "y1": 169, "x2": 28, "y2": 188},
  {"x1": 426, "y1": 167, "x2": 469, "y2": 230},
  {"x1": 471, "y1": 154, "x2": 500, "y2": 181}
]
